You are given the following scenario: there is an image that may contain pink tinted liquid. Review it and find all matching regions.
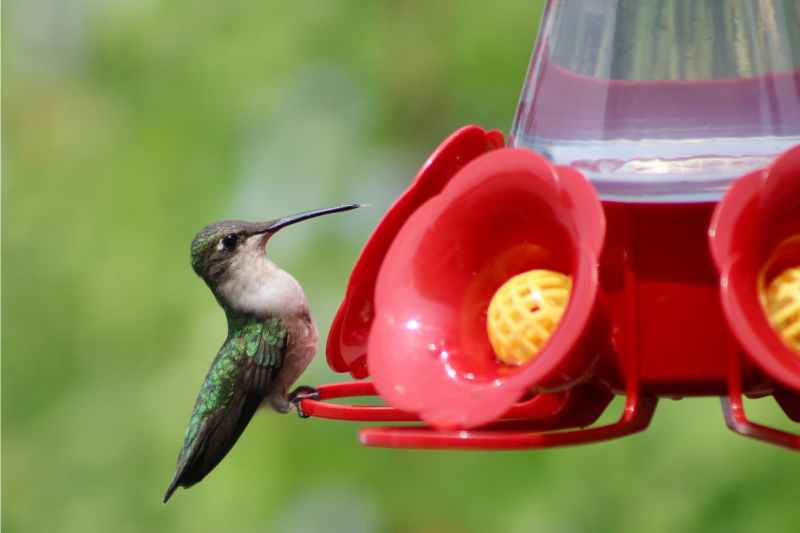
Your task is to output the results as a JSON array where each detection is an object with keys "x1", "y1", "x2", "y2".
[
  {"x1": 512, "y1": 59, "x2": 800, "y2": 202},
  {"x1": 510, "y1": 0, "x2": 800, "y2": 202}
]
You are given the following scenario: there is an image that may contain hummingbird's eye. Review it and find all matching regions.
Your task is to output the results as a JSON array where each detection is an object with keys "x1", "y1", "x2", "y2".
[{"x1": 221, "y1": 233, "x2": 239, "y2": 250}]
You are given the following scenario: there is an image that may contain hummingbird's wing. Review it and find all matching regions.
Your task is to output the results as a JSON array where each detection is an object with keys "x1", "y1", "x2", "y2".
[{"x1": 163, "y1": 317, "x2": 288, "y2": 503}]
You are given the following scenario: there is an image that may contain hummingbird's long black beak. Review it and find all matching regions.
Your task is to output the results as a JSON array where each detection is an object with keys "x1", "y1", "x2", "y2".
[{"x1": 251, "y1": 203, "x2": 362, "y2": 235}]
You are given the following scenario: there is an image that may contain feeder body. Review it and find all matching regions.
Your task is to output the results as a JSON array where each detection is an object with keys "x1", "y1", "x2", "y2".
[{"x1": 317, "y1": 0, "x2": 800, "y2": 450}]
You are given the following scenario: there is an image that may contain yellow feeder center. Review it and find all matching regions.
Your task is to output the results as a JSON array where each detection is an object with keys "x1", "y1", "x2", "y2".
[
  {"x1": 487, "y1": 269, "x2": 572, "y2": 366},
  {"x1": 763, "y1": 266, "x2": 800, "y2": 353}
]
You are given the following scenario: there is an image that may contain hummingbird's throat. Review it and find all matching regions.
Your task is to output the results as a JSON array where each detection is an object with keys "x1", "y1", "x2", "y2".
[{"x1": 217, "y1": 235, "x2": 308, "y2": 318}]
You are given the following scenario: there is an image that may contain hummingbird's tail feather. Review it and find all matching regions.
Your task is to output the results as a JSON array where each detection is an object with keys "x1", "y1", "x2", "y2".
[
  {"x1": 162, "y1": 392, "x2": 263, "y2": 503},
  {"x1": 163, "y1": 475, "x2": 181, "y2": 503}
]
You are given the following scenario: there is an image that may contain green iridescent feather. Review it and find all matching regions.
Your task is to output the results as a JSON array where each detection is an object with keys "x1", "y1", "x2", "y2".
[{"x1": 169, "y1": 316, "x2": 288, "y2": 494}]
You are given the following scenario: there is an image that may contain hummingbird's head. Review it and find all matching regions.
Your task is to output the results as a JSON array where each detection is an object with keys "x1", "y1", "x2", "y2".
[{"x1": 190, "y1": 204, "x2": 360, "y2": 292}]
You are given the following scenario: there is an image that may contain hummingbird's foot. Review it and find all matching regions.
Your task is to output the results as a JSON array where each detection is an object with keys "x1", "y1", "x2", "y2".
[{"x1": 288, "y1": 385, "x2": 320, "y2": 418}]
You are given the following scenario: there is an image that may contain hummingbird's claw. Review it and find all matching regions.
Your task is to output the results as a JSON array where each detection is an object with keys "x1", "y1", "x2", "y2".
[{"x1": 288, "y1": 385, "x2": 320, "y2": 418}]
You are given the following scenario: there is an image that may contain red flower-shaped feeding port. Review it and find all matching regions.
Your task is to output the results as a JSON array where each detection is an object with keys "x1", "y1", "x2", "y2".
[
  {"x1": 310, "y1": 126, "x2": 656, "y2": 449},
  {"x1": 710, "y1": 144, "x2": 800, "y2": 448},
  {"x1": 326, "y1": 126, "x2": 505, "y2": 379},
  {"x1": 366, "y1": 143, "x2": 608, "y2": 429}
]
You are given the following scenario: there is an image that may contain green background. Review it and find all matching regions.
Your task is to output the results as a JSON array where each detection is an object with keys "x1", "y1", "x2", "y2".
[{"x1": 3, "y1": 1, "x2": 798, "y2": 532}]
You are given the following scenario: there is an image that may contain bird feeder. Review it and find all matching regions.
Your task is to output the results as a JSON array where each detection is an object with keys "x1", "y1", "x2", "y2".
[{"x1": 301, "y1": 0, "x2": 800, "y2": 450}]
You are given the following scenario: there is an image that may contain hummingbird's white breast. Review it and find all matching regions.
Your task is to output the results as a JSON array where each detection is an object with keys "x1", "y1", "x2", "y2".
[{"x1": 217, "y1": 235, "x2": 309, "y2": 318}]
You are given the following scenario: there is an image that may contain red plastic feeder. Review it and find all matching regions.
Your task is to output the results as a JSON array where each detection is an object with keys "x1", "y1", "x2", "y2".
[{"x1": 300, "y1": 1, "x2": 800, "y2": 450}]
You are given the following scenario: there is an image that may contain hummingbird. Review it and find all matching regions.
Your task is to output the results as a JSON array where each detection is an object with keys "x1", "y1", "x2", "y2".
[{"x1": 163, "y1": 203, "x2": 360, "y2": 503}]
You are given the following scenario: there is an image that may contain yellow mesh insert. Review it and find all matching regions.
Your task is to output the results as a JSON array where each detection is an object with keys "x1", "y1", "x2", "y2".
[
  {"x1": 762, "y1": 266, "x2": 800, "y2": 353},
  {"x1": 486, "y1": 269, "x2": 572, "y2": 366}
]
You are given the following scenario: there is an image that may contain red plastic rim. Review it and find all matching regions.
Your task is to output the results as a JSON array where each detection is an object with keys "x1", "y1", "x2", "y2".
[
  {"x1": 298, "y1": 380, "x2": 611, "y2": 424},
  {"x1": 709, "y1": 144, "x2": 800, "y2": 392},
  {"x1": 358, "y1": 394, "x2": 656, "y2": 450},
  {"x1": 298, "y1": 381, "x2": 419, "y2": 422},
  {"x1": 326, "y1": 126, "x2": 505, "y2": 378},
  {"x1": 297, "y1": 381, "x2": 574, "y2": 423},
  {"x1": 295, "y1": 380, "x2": 662, "y2": 450}
]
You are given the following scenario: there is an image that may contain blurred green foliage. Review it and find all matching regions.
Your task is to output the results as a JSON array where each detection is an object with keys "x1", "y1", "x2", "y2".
[{"x1": 3, "y1": 1, "x2": 799, "y2": 532}]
